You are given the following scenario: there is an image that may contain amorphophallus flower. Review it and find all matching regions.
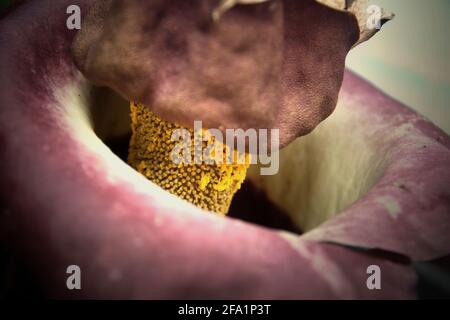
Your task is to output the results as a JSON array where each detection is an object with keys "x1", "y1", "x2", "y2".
[{"x1": 0, "y1": 0, "x2": 449, "y2": 299}]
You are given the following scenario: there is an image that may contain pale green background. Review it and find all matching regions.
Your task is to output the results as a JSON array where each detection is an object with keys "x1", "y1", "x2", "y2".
[{"x1": 347, "y1": 0, "x2": 450, "y2": 133}]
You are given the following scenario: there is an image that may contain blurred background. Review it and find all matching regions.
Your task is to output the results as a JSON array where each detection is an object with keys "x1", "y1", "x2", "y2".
[{"x1": 347, "y1": 0, "x2": 450, "y2": 133}]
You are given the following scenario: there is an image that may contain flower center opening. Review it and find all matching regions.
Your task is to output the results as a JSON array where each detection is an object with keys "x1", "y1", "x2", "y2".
[{"x1": 88, "y1": 86, "x2": 384, "y2": 235}]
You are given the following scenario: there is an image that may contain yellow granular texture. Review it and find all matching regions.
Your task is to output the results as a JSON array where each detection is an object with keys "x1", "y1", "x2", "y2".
[{"x1": 128, "y1": 102, "x2": 250, "y2": 215}]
